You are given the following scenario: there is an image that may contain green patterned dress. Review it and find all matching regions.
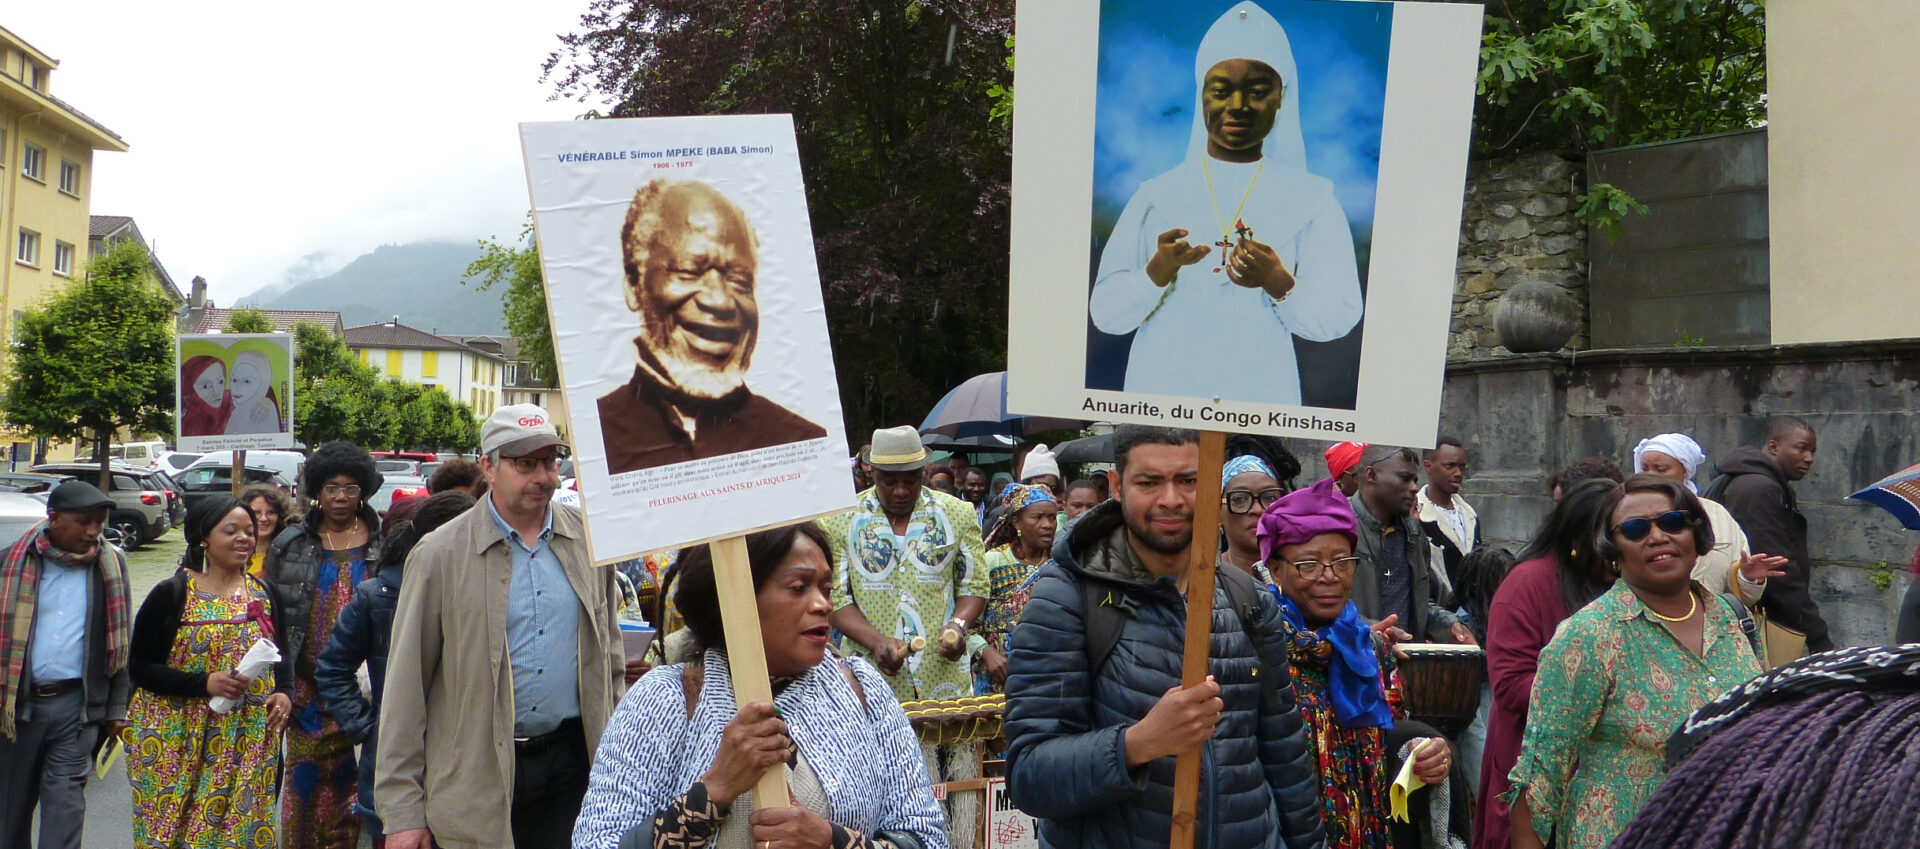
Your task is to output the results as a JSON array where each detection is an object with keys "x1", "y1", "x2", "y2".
[
  {"x1": 1508, "y1": 581, "x2": 1763, "y2": 849},
  {"x1": 821, "y1": 488, "x2": 989, "y2": 702}
]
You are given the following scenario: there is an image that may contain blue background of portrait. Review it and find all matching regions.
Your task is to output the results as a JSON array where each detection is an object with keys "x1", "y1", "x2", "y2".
[{"x1": 1084, "y1": 0, "x2": 1392, "y2": 409}]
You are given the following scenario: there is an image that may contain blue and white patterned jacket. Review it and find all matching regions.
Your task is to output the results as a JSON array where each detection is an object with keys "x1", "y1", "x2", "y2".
[{"x1": 573, "y1": 650, "x2": 951, "y2": 849}]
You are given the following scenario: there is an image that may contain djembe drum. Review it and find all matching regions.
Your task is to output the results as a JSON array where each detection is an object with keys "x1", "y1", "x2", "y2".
[{"x1": 1396, "y1": 643, "x2": 1486, "y2": 737}]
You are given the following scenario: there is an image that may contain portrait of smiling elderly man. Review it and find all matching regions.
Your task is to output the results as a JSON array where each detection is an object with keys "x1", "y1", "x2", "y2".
[{"x1": 597, "y1": 178, "x2": 827, "y2": 474}]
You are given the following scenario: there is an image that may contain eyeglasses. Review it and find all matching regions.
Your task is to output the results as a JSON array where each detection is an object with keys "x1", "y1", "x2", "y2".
[
  {"x1": 1285, "y1": 556, "x2": 1361, "y2": 581},
  {"x1": 1223, "y1": 488, "x2": 1284, "y2": 515},
  {"x1": 1611, "y1": 510, "x2": 1692, "y2": 542},
  {"x1": 501, "y1": 446, "x2": 571, "y2": 475},
  {"x1": 321, "y1": 484, "x2": 362, "y2": 498}
]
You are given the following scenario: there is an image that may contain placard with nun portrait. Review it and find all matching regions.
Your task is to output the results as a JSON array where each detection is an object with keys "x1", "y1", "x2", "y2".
[
  {"x1": 521, "y1": 114, "x2": 854, "y2": 563},
  {"x1": 1007, "y1": 0, "x2": 1482, "y2": 447}
]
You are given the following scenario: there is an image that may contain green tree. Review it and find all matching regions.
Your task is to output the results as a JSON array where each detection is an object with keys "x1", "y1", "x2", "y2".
[
  {"x1": 3, "y1": 239, "x2": 177, "y2": 486},
  {"x1": 225, "y1": 306, "x2": 274, "y2": 334},
  {"x1": 291, "y1": 320, "x2": 389, "y2": 449},
  {"x1": 545, "y1": 0, "x2": 1014, "y2": 438},
  {"x1": 464, "y1": 222, "x2": 557, "y2": 385},
  {"x1": 1476, "y1": 0, "x2": 1766, "y2": 156}
]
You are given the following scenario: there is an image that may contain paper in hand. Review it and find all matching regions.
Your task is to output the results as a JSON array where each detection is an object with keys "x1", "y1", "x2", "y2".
[{"x1": 210, "y1": 637, "x2": 281, "y2": 714}]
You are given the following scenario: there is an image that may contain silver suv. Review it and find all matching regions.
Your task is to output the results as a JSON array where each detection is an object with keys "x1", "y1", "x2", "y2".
[{"x1": 30, "y1": 463, "x2": 173, "y2": 548}]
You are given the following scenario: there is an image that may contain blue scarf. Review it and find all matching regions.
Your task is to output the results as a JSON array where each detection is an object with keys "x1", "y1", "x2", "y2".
[{"x1": 1272, "y1": 589, "x2": 1393, "y2": 729}]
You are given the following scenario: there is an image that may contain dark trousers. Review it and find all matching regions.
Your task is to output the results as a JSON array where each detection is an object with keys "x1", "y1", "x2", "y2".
[
  {"x1": 511, "y1": 717, "x2": 590, "y2": 849},
  {"x1": 0, "y1": 687, "x2": 99, "y2": 849}
]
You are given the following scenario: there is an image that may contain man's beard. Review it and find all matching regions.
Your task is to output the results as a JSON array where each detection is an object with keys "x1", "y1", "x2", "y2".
[
  {"x1": 1124, "y1": 506, "x2": 1193, "y2": 555},
  {"x1": 637, "y1": 308, "x2": 755, "y2": 401}
]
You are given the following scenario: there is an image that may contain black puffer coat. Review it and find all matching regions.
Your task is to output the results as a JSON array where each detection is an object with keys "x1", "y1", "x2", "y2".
[{"x1": 1003, "y1": 501, "x2": 1326, "y2": 849}]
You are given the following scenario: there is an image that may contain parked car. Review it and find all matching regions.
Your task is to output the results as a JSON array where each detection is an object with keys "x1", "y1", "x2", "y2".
[
  {"x1": 369, "y1": 475, "x2": 427, "y2": 518},
  {"x1": 109, "y1": 441, "x2": 170, "y2": 467},
  {"x1": 155, "y1": 451, "x2": 202, "y2": 473},
  {"x1": 173, "y1": 465, "x2": 295, "y2": 514},
  {"x1": 184, "y1": 450, "x2": 307, "y2": 492},
  {"x1": 371, "y1": 450, "x2": 437, "y2": 464},
  {"x1": 30, "y1": 463, "x2": 173, "y2": 547},
  {"x1": 0, "y1": 492, "x2": 48, "y2": 546},
  {"x1": 374, "y1": 459, "x2": 422, "y2": 477},
  {"x1": 417, "y1": 461, "x2": 442, "y2": 482},
  {"x1": 146, "y1": 468, "x2": 188, "y2": 528},
  {"x1": 0, "y1": 471, "x2": 71, "y2": 494}
]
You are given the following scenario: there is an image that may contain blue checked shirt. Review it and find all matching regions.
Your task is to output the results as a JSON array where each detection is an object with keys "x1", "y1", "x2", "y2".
[{"x1": 486, "y1": 496, "x2": 581, "y2": 737}]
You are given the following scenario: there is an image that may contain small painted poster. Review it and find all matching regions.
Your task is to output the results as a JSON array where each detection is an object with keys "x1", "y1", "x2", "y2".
[
  {"x1": 176, "y1": 333, "x2": 295, "y2": 452},
  {"x1": 986, "y1": 777, "x2": 1039, "y2": 849},
  {"x1": 1007, "y1": 0, "x2": 1483, "y2": 446},
  {"x1": 521, "y1": 114, "x2": 854, "y2": 563}
]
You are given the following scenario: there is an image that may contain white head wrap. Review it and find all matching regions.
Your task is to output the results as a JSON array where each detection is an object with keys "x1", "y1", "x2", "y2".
[
  {"x1": 1186, "y1": 1, "x2": 1307, "y2": 171},
  {"x1": 1021, "y1": 443, "x2": 1061, "y2": 482},
  {"x1": 1633, "y1": 433, "x2": 1707, "y2": 493}
]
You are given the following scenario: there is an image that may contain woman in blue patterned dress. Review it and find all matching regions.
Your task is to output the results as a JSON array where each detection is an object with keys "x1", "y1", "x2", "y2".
[{"x1": 574, "y1": 521, "x2": 950, "y2": 849}]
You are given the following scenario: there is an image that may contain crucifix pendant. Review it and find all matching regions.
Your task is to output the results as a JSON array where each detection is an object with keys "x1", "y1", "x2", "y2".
[{"x1": 1214, "y1": 238, "x2": 1233, "y2": 273}]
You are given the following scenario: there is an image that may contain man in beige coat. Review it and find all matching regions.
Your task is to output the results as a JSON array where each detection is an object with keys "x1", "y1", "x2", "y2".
[{"x1": 378, "y1": 404, "x2": 624, "y2": 849}]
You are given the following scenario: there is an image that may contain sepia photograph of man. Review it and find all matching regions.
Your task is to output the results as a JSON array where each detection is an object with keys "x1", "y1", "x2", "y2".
[{"x1": 596, "y1": 178, "x2": 827, "y2": 474}]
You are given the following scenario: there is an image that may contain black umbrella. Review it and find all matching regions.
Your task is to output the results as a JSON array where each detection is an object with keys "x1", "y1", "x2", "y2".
[{"x1": 1054, "y1": 433, "x2": 1113, "y2": 464}]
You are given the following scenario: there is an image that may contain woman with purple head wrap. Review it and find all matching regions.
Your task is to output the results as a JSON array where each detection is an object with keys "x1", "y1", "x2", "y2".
[{"x1": 1257, "y1": 478, "x2": 1457, "y2": 849}]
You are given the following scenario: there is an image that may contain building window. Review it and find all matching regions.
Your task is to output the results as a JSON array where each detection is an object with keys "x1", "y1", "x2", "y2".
[
  {"x1": 22, "y1": 144, "x2": 44, "y2": 182},
  {"x1": 0, "y1": 128, "x2": 7, "y2": 168},
  {"x1": 385, "y1": 349, "x2": 402, "y2": 376},
  {"x1": 358, "y1": 348, "x2": 370, "y2": 366},
  {"x1": 16, "y1": 229, "x2": 38, "y2": 267},
  {"x1": 52, "y1": 241, "x2": 74, "y2": 276},
  {"x1": 58, "y1": 160, "x2": 79, "y2": 196},
  {"x1": 26, "y1": 64, "x2": 44, "y2": 92},
  {"x1": 422, "y1": 350, "x2": 438, "y2": 378}
]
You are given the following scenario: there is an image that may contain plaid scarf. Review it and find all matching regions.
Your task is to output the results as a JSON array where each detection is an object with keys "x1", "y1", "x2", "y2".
[{"x1": 0, "y1": 523, "x2": 131, "y2": 739}]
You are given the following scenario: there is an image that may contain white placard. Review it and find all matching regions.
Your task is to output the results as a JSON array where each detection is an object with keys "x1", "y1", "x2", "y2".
[
  {"x1": 987, "y1": 777, "x2": 1039, "y2": 849},
  {"x1": 1007, "y1": 0, "x2": 1483, "y2": 447},
  {"x1": 521, "y1": 114, "x2": 854, "y2": 563},
  {"x1": 177, "y1": 333, "x2": 295, "y2": 452}
]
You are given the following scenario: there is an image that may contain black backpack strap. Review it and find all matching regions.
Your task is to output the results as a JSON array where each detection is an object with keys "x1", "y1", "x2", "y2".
[
  {"x1": 1702, "y1": 471, "x2": 1734, "y2": 503},
  {"x1": 1082, "y1": 577, "x2": 1132, "y2": 677},
  {"x1": 1218, "y1": 566, "x2": 1286, "y2": 713}
]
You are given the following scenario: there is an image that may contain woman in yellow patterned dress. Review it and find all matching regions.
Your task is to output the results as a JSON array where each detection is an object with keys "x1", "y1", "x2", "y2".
[{"x1": 125, "y1": 496, "x2": 292, "y2": 848}]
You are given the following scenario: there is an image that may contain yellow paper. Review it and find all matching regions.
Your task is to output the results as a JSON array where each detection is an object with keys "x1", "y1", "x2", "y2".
[
  {"x1": 94, "y1": 736, "x2": 122, "y2": 780},
  {"x1": 1389, "y1": 752, "x2": 1419, "y2": 822}
]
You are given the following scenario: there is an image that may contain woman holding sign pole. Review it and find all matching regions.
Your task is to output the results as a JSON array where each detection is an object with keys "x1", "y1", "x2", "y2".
[{"x1": 574, "y1": 521, "x2": 949, "y2": 849}]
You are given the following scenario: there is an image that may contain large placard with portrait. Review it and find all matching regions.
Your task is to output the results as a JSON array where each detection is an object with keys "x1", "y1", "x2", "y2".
[
  {"x1": 521, "y1": 114, "x2": 854, "y2": 563},
  {"x1": 1006, "y1": 0, "x2": 1482, "y2": 446},
  {"x1": 176, "y1": 333, "x2": 295, "y2": 452}
]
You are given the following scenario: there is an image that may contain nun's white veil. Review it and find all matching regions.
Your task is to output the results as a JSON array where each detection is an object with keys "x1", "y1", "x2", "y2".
[{"x1": 1184, "y1": 1, "x2": 1308, "y2": 171}]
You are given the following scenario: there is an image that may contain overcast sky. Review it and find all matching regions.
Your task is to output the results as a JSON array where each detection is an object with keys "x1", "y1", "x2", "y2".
[{"x1": 9, "y1": 1, "x2": 610, "y2": 305}]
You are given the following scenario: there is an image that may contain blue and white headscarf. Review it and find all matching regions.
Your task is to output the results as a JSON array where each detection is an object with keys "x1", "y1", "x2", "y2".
[{"x1": 1222, "y1": 454, "x2": 1278, "y2": 488}]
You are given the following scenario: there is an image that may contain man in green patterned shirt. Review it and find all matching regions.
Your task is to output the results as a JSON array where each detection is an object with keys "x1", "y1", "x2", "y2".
[{"x1": 822, "y1": 426, "x2": 989, "y2": 702}]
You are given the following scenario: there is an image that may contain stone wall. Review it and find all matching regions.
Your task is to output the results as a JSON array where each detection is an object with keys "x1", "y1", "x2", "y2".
[
  {"x1": 1451, "y1": 153, "x2": 1588, "y2": 359},
  {"x1": 1439, "y1": 341, "x2": 1920, "y2": 648}
]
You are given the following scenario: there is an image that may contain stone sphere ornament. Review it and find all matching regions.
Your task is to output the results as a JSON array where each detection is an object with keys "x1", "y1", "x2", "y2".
[{"x1": 1493, "y1": 280, "x2": 1579, "y2": 353}]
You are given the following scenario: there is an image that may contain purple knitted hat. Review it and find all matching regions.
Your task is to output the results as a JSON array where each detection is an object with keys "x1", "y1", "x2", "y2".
[{"x1": 1256, "y1": 477, "x2": 1359, "y2": 564}]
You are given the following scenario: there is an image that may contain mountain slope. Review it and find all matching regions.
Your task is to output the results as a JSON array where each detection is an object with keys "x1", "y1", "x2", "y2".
[{"x1": 253, "y1": 241, "x2": 507, "y2": 335}]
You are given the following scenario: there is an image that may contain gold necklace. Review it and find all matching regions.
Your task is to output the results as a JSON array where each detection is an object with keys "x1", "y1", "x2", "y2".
[
  {"x1": 323, "y1": 519, "x2": 362, "y2": 551},
  {"x1": 1201, "y1": 156, "x2": 1265, "y2": 269},
  {"x1": 1646, "y1": 589, "x2": 1698, "y2": 623}
]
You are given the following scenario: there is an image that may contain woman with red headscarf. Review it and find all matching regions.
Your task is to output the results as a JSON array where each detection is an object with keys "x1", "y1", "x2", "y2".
[{"x1": 181, "y1": 355, "x2": 232, "y2": 436}]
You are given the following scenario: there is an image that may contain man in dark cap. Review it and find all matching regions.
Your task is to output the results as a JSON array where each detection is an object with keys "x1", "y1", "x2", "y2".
[{"x1": 0, "y1": 480, "x2": 131, "y2": 849}]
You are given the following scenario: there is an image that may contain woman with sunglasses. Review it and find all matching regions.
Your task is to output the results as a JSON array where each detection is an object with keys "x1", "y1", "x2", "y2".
[
  {"x1": 1256, "y1": 478, "x2": 1458, "y2": 849},
  {"x1": 1219, "y1": 454, "x2": 1285, "y2": 583},
  {"x1": 1507, "y1": 475, "x2": 1763, "y2": 849},
  {"x1": 973, "y1": 483, "x2": 1061, "y2": 693}
]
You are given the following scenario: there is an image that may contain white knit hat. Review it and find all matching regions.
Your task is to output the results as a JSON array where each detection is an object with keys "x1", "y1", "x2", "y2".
[{"x1": 1021, "y1": 443, "x2": 1061, "y2": 481}]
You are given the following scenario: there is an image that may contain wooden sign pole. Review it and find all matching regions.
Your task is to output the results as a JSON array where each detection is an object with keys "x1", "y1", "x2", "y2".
[
  {"x1": 708, "y1": 534, "x2": 793, "y2": 810},
  {"x1": 1169, "y1": 430, "x2": 1227, "y2": 849},
  {"x1": 230, "y1": 449, "x2": 247, "y2": 498}
]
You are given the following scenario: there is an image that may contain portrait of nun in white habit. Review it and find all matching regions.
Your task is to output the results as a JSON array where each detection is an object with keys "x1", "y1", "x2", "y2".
[{"x1": 1090, "y1": 0, "x2": 1364, "y2": 406}]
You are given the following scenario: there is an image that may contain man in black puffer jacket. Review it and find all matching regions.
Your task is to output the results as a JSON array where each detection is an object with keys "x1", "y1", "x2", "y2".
[{"x1": 1003, "y1": 426, "x2": 1326, "y2": 849}]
